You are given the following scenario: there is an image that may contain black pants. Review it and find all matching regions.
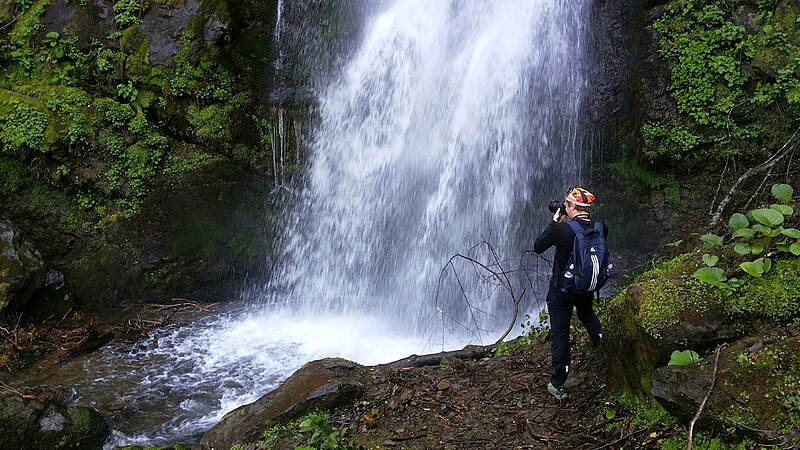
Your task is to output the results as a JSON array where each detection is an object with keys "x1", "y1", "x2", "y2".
[{"x1": 546, "y1": 286, "x2": 602, "y2": 389}]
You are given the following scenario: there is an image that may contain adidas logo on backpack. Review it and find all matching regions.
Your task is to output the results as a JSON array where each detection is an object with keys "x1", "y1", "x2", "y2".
[{"x1": 561, "y1": 221, "x2": 612, "y2": 294}]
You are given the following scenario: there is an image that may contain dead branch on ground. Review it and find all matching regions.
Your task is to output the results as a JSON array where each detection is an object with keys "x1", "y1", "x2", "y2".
[
  {"x1": 687, "y1": 345, "x2": 723, "y2": 450},
  {"x1": 380, "y1": 343, "x2": 495, "y2": 369},
  {"x1": 126, "y1": 299, "x2": 217, "y2": 335}
]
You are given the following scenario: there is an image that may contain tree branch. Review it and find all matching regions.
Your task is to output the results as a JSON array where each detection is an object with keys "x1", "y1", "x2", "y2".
[
  {"x1": 687, "y1": 345, "x2": 723, "y2": 450},
  {"x1": 710, "y1": 127, "x2": 800, "y2": 227}
]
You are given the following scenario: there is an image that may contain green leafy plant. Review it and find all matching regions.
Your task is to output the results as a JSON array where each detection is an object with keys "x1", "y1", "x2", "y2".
[
  {"x1": 694, "y1": 183, "x2": 798, "y2": 289},
  {"x1": 669, "y1": 349, "x2": 702, "y2": 366},
  {"x1": 233, "y1": 411, "x2": 353, "y2": 450},
  {"x1": 113, "y1": 0, "x2": 141, "y2": 28}
]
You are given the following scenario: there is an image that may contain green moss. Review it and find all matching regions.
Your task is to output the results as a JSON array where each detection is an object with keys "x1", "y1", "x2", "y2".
[
  {"x1": 723, "y1": 336, "x2": 800, "y2": 432},
  {"x1": 0, "y1": 154, "x2": 27, "y2": 191},
  {"x1": 617, "y1": 393, "x2": 674, "y2": 429},
  {"x1": 661, "y1": 431, "x2": 750, "y2": 450},
  {"x1": 725, "y1": 258, "x2": 800, "y2": 319},
  {"x1": 8, "y1": 0, "x2": 47, "y2": 45}
]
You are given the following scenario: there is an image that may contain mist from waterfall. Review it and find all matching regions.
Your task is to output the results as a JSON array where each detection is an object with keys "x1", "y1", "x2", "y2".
[{"x1": 253, "y1": 0, "x2": 589, "y2": 342}]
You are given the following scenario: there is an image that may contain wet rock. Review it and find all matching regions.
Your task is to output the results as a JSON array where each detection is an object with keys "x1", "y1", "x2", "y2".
[
  {"x1": 41, "y1": 0, "x2": 117, "y2": 49},
  {"x1": 651, "y1": 328, "x2": 800, "y2": 444},
  {"x1": 0, "y1": 391, "x2": 109, "y2": 450},
  {"x1": 200, "y1": 358, "x2": 370, "y2": 450},
  {"x1": 140, "y1": 0, "x2": 201, "y2": 65},
  {"x1": 0, "y1": 219, "x2": 47, "y2": 314}
]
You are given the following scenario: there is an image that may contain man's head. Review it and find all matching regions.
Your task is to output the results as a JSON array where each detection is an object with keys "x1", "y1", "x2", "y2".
[{"x1": 565, "y1": 187, "x2": 595, "y2": 219}]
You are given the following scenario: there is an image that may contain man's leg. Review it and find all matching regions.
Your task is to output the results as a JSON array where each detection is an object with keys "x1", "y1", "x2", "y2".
[
  {"x1": 574, "y1": 293, "x2": 602, "y2": 346},
  {"x1": 547, "y1": 288, "x2": 572, "y2": 388}
]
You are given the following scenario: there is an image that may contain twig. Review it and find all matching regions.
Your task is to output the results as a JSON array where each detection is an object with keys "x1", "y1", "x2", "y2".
[
  {"x1": 0, "y1": 381, "x2": 37, "y2": 399},
  {"x1": 687, "y1": 345, "x2": 723, "y2": 450},
  {"x1": 710, "y1": 127, "x2": 800, "y2": 226}
]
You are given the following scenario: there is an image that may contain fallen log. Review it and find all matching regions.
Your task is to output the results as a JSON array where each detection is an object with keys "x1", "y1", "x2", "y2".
[{"x1": 379, "y1": 344, "x2": 495, "y2": 369}]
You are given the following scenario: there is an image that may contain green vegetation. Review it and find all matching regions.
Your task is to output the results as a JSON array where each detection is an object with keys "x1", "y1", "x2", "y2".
[
  {"x1": 721, "y1": 335, "x2": 800, "y2": 434},
  {"x1": 0, "y1": 1, "x2": 281, "y2": 228},
  {"x1": 646, "y1": 0, "x2": 800, "y2": 165},
  {"x1": 230, "y1": 411, "x2": 353, "y2": 450},
  {"x1": 691, "y1": 184, "x2": 800, "y2": 317},
  {"x1": 661, "y1": 432, "x2": 751, "y2": 450}
]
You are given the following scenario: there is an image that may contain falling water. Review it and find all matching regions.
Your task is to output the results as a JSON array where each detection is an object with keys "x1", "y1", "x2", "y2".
[
  {"x1": 46, "y1": 1, "x2": 590, "y2": 447},
  {"x1": 259, "y1": 0, "x2": 588, "y2": 338}
]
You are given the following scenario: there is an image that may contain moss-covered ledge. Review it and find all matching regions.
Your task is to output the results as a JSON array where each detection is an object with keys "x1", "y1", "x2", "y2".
[{"x1": 604, "y1": 252, "x2": 778, "y2": 399}]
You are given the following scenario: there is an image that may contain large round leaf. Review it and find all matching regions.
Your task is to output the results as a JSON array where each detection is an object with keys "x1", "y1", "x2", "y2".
[
  {"x1": 770, "y1": 204, "x2": 794, "y2": 216},
  {"x1": 734, "y1": 242, "x2": 751, "y2": 255},
  {"x1": 791, "y1": 243, "x2": 800, "y2": 256},
  {"x1": 702, "y1": 253, "x2": 719, "y2": 267},
  {"x1": 700, "y1": 234, "x2": 723, "y2": 247},
  {"x1": 771, "y1": 183, "x2": 794, "y2": 203},
  {"x1": 693, "y1": 267, "x2": 727, "y2": 286},
  {"x1": 728, "y1": 213, "x2": 749, "y2": 230},
  {"x1": 732, "y1": 228, "x2": 755, "y2": 239},
  {"x1": 782, "y1": 228, "x2": 800, "y2": 239},
  {"x1": 750, "y1": 208, "x2": 784, "y2": 227},
  {"x1": 669, "y1": 350, "x2": 701, "y2": 366},
  {"x1": 740, "y1": 260, "x2": 765, "y2": 277}
]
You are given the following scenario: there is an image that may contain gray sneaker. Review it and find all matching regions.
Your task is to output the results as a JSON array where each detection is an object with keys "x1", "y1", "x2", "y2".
[{"x1": 547, "y1": 382, "x2": 567, "y2": 400}]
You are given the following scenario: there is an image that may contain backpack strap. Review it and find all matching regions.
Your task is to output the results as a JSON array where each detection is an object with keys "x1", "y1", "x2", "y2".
[{"x1": 566, "y1": 220, "x2": 584, "y2": 239}]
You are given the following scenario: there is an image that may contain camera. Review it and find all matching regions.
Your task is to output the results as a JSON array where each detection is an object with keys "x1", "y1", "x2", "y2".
[{"x1": 548, "y1": 200, "x2": 566, "y2": 215}]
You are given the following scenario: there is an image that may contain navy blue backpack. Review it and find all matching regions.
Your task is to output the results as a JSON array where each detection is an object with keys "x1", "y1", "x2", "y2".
[{"x1": 561, "y1": 220, "x2": 612, "y2": 294}]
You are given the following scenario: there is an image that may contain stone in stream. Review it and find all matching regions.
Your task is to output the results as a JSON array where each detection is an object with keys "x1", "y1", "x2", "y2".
[{"x1": 200, "y1": 358, "x2": 370, "y2": 450}]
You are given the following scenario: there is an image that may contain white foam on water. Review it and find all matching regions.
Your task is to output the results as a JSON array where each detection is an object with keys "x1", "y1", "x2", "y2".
[{"x1": 91, "y1": 305, "x2": 459, "y2": 448}]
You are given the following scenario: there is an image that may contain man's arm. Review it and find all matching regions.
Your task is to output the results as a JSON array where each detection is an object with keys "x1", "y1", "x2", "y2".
[{"x1": 534, "y1": 221, "x2": 560, "y2": 254}]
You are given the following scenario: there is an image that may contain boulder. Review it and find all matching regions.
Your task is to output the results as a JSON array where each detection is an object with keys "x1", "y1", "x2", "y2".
[
  {"x1": 0, "y1": 391, "x2": 109, "y2": 450},
  {"x1": 0, "y1": 220, "x2": 47, "y2": 314},
  {"x1": 604, "y1": 253, "x2": 748, "y2": 399},
  {"x1": 651, "y1": 327, "x2": 800, "y2": 444},
  {"x1": 200, "y1": 358, "x2": 370, "y2": 450}
]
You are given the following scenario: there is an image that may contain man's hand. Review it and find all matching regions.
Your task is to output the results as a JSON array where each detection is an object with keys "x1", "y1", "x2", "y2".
[{"x1": 552, "y1": 209, "x2": 564, "y2": 223}]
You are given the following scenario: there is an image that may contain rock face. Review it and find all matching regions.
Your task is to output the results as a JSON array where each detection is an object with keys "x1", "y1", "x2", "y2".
[
  {"x1": 200, "y1": 358, "x2": 370, "y2": 450},
  {"x1": 651, "y1": 327, "x2": 800, "y2": 444},
  {"x1": 0, "y1": 392, "x2": 109, "y2": 450},
  {"x1": 0, "y1": 220, "x2": 46, "y2": 314}
]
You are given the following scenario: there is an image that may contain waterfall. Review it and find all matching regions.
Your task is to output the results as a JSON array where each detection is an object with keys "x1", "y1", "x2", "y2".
[
  {"x1": 257, "y1": 0, "x2": 589, "y2": 340},
  {"x1": 49, "y1": 2, "x2": 591, "y2": 447}
]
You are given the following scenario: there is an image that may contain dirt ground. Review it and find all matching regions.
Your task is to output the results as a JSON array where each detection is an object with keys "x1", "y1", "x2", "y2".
[
  {"x1": 329, "y1": 336, "x2": 652, "y2": 450},
  {"x1": 2, "y1": 305, "x2": 672, "y2": 449}
]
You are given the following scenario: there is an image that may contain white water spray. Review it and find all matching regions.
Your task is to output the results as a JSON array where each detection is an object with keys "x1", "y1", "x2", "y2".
[{"x1": 257, "y1": 0, "x2": 588, "y2": 338}]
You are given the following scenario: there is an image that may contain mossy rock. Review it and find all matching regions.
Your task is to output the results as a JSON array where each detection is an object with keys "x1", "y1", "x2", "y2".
[
  {"x1": 605, "y1": 253, "x2": 748, "y2": 399},
  {"x1": 0, "y1": 392, "x2": 109, "y2": 450},
  {"x1": 652, "y1": 326, "x2": 800, "y2": 444}
]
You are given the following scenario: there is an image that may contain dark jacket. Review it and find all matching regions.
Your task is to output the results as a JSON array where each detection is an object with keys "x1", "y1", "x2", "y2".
[{"x1": 534, "y1": 218, "x2": 608, "y2": 289}]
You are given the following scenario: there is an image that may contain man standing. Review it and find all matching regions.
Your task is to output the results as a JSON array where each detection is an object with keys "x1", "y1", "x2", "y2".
[{"x1": 534, "y1": 187, "x2": 607, "y2": 400}]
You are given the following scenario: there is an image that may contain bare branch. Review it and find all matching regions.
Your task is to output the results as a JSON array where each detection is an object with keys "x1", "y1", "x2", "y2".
[
  {"x1": 687, "y1": 345, "x2": 723, "y2": 450},
  {"x1": 710, "y1": 127, "x2": 800, "y2": 227}
]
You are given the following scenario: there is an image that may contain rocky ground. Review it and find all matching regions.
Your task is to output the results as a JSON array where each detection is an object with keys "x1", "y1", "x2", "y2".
[
  {"x1": 2, "y1": 307, "x2": 685, "y2": 450},
  {"x1": 323, "y1": 335, "x2": 671, "y2": 450}
]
